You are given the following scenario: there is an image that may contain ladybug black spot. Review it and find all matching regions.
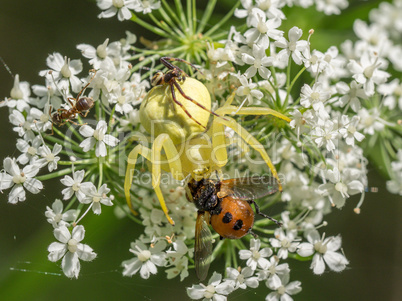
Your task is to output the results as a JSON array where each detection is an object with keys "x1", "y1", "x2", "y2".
[
  {"x1": 233, "y1": 219, "x2": 243, "y2": 230},
  {"x1": 222, "y1": 212, "x2": 232, "y2": 223}
]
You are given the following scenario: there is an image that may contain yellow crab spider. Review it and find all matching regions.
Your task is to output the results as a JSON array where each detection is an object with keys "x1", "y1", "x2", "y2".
[
  {"x1": 125, "y1": 78, "x2": 291, "y2": 225},
  {"x1": 125, "y1": 77, "x2": 211, "y2": 225}
]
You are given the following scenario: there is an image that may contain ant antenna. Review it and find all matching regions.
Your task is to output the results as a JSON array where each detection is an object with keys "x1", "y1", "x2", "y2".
[{"x1": 0, "y1": 57, "x2": 14, "y2": 78}]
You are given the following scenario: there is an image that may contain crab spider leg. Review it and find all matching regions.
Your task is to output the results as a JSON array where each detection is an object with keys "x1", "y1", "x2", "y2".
[
  {"x1": 152, "y1": 134, "x2": 184, "y2": 225},
  {"x1": 125, "y1": 145, "x2": 152, "y2": 215},
  {"x1": 212, "y1": 116, "x2": 283, "y2": 191},
  {"x1": 217, "y1": 91, "x2": 291, "y2": 123},
  {"x1": 125, "y1": 134, "x2": 183, "y2": 225},
  {"x1": 170, "y1": 83, "x2": 206, "y2": 128},
  {"x1": 172, "y1": 80, "x2": 223, "y2": 119},
  {"x1": 161, "y1": 57, "x2": 201, "y2": 75},
  {"x1": 216, "y1": 106, "x2": 291, "y2": 123}
]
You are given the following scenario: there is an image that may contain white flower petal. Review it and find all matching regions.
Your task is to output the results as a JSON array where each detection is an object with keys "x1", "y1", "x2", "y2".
[
  {"x1": 74, "y1": 170, "x2": 85, "y2": 182},
  {"x1": 96, "y1": 141, "x2": 107, "y2": 157},
  {"x1": 297, "y1": 242, "x2": 314, "y2": 257},
  {"x1": 286, "y1": 280, "x2": 302, "y2": 294},
  {"x1": 79, "y1": 125, "x2": 95, "y2": 137},
  {"x1": 187, "y1": 284, "x2": 205, "y2": 299},
  {"x1": 324, "y1": 251, "x2": 348, "y2": 272},
  {"x1": 122, "y1": 258, "x2": 142, "y2": 276},
  {"x1": 48, "y1": 242, "x2": 67, "y2": 262},
  {"x1": 139, "y1": 262, "x2": 151, "y2": 279},
  {"x1": 54, "y1": 226, "x2": 71, "y2": 244},
  {"x1": 103, "y1": 134, "x2": 119, "y2": 146},
  {"x1": 62, "y1": 209, "x2": 78, "y2": 222},
  {"x1": 257, "y1": 257, "x2": 269, "y2": 270},
  {"x1": 215, "y1": 281, "x2": 234, "y2": 295},
  {"x1": 23, "y1": 178, "x2": 43, "y2": 194},
  {"x1": 8, "y1": 185, "x2": 26, "y2": 204},
  {"x1": 60, "y1": 175, "x2": 74, "y2": 186},
  {"x1": 311, "y1": 254, "x2": 326, "y2": 275},
  {"x1": 77, "y1": 243, "x2": 97, "y2": 261},
  {"x1": 92, "y1": 202, "x2": 102, "y2": 215},
  {"x1": 209, "y1": 271, "x2": 223, "y2": 286},
  {"x1": 62, "y1": 251, "x2": 80, "y2": 278},
  {"x1": 0, "y1": 173, "x2": 13, "y2": 190},
  {"x1": 245, "y1": 277, "x2": 259, "y2": 288},
  {"x1": 72, "y1": 225, "x2": 85, "y2": 242},
  {"x1": 51, "y1": 199, "x2": 63, "y2": 214},
  {"x1": 61, "y1": 187, "x2": 74, "y2": 200},
  {"x1": 79, "y1": 137, "x2": 96, "y2": 152}
]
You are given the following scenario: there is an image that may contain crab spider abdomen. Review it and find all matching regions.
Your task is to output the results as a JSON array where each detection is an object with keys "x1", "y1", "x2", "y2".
[{"x1": 140, "y1": 77, "x2": 211, "y2": 145}]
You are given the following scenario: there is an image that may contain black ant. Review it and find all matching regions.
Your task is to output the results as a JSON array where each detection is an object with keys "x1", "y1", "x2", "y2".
[
  {"x1": 49, "y1": 70, "x2": 96, "y2": 131},
  {"x1": 151, "y1": 57, "x2": 223, "y2": 128}
]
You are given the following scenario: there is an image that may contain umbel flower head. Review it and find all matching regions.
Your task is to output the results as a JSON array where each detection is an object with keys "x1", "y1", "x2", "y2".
[{"x1": 1, "y1": 0, "x2": 401, "y2": 299}]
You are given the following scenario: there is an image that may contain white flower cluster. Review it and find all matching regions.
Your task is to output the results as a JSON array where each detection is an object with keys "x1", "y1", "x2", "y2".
[
  {"x1": 202, "y1": 3, "x2": 371, "y2": 216},
  {"x1": 0, "y1": 30, "x2": 149, "y2": 277},
  {"x1": 96, "y1": 0, "x2": 161, "y2": 20},
  {"x1": 122, "y1": 185, "x2": 196, "y2": 281},
  {"x1": 0, "y1": 0, "x2": 401, "y2": 299},
  {"x1": 186, "y1": 226, "x2": 348, "y2": 300},
  {"x1": 187, "y1": 238, "x2": 299, "y2": 301}
]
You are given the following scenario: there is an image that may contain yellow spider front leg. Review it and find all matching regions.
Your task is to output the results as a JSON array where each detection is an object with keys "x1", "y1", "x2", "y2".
[
  {"x1": 212, "y1": 93, "x2": 291, "y2": 191},
  {"x1": 125, "y1": 133, "x2": 184, "y2": 225}
]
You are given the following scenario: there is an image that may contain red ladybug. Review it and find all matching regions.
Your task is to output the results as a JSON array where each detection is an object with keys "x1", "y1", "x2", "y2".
[{"x1": 187, "y1": 176, "x2": 281, "y2": 281}]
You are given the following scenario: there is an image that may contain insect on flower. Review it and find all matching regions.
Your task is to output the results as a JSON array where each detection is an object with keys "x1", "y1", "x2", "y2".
[
  {"x1": 49, "y1": 69, "x2": 97, "y2": 130},
  {"x1": 187, "y1": 175, "x2": 281, "y2": 281},
  {"x1": 150, "y1": 57, "x2": 221, "y2": 128},
  {"x1": 125, "y1": 58, "x2": 291, "y2": 226}
]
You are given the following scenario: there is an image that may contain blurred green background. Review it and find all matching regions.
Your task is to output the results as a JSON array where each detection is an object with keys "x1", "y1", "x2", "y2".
[{"x1": 0, "y1": 0, "x2": 401, "y2": 300}]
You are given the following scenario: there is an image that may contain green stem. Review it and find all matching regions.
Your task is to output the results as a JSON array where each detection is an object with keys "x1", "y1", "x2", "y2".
[
  {"x1": 285, "y1": 66, "x2": 306, "y2": 108},
  {"x1": 64, "y1": 195, "x2": 78, "y2": 211},
  {"x1": 36, "y1": 168, "x2": 72, "y2": 181},
  {"x1": 204, "y1": 1, "x2": 240, "y2": 37},
  {"x1": 209, "y1": 23, "x2": 247, "y2": 41},
  {"x1": 174, "y1": 0, "x2": 187, "y2": 31},
  {"x1": 161, "y1": 0, "x2": 183, "y2": 29},
  {"x1": 108, "y1": 105, "x2": 117, "y2": 133},
  {"x1": 148, "y1": 12, "x2": 176, "y2": 40},
  {"x1": 51, "y1": 127, "x2": 81, "y2": 147},
  {"x1": 211, "y1": 239, "x2": 225, "y2": 262},
  {"x1": 44, "y1": 135, "x2": 82, "y2": 153},
  {"x1": 191, "y1": 0, "x2": 197, "y2": 35},
  {"x1": 230, "y1": 240, "x2": 238, "y2": 269},
  {"x1": 252, "y1": 226, "x2": 276, "y2": 235},
  {"x1": 284, "y1": 56, "x2": 292, "y2": 108},
  {"x1": 186, "y1": 0, "x2": 193, "y2": 35},
  {"x1": 157, "y1": 5, "x2": 185, "y2": 38},
  {"x1": 196, "y1": 0, "x2": 217, "y2": 34},
  {"x1": 225, "y1": 240, "x2": 231, "y2": 269},
  {"x1": 136, "y1": 45, "x2": 187, "y2": 56},
  {"x1": 98, "y1": 159, "x2": 103, "y2": 190},
  {"x1": 67, "y1": 122, "x2": 83, "y2": 142},
  {"x1": 130, "y1": 13, "x2": 171, "y2": 38},
  {"x1": 58, "y1": 158, "x2": 97, "y2": 165},
  {"x1": 234, "y1": 238, "x2": 247, "y2": 251}
]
